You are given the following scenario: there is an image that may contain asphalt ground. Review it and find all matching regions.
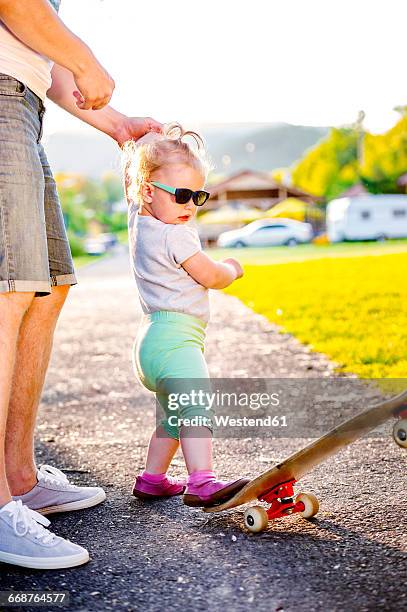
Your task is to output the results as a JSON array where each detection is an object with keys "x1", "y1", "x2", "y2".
[{"x1": 0, "y1": 249, "x2": 406, "y2": 612}]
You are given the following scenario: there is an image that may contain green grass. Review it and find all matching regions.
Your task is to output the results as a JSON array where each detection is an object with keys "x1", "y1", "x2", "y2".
[
  {"x1": 221, "y1": 248, "x2": 407, "y2": 378},
  {"x1": 74, "y1": 255, "x2": 106, "y2": 268},
  {"x1": 116, "y1": 228, "x2": 129, "y2": 245}
]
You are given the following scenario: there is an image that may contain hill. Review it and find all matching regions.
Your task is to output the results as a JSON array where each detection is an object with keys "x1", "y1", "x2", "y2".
[{"x1": 43, "y1": 122, "x2": 328, "y2": 178}]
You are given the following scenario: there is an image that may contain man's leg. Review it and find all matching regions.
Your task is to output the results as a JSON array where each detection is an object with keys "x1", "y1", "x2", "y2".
[
  {"x1": 5, "y1": 286, "x2": 69, "y2": 496},
  {"x1": 0, "y1": 289, "x2": 89, "y2": 570},
  {"x1": 0, "y1": 292, "x2": 35, "y2": 506}
]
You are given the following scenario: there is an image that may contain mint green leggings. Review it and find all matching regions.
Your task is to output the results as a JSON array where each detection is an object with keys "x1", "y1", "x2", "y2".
[{"x1": 133, "y1": 311, "x2": 213, "y2": 440}]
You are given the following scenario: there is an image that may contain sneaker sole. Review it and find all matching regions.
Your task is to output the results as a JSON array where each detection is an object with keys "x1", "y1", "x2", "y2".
[
  {"x1": 36, "y1": 490, "x2": 107, "y2": 516},
  {"x1": 183, "y1": 479, "x2": 250, "y2": 508},
  {"x1": 0, "y1": 549, "x2": 89, "y2": 570},
  {"x1": 132, "y1": 488, "x2": 185, "y2": 500}
]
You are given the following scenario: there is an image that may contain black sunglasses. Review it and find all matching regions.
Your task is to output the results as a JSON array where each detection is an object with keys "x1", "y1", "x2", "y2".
[{"x1": 151, "y1": 181, "x2": 210, "y2": 207}]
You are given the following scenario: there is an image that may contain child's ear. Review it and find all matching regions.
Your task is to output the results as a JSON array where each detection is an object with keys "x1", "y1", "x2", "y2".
[{"x1": 141, "y1": 182, "x2": 154, "y2": 204}]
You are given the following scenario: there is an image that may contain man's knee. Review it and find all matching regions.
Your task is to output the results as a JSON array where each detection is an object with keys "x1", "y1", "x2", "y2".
[
  {"x1": 35, "y1": 285, "x2": 70, "y2": 315},
  {"x1": 51, "y1": 284, "x2": 70, "y2": 305},
  {"x1": 0, "y1": 292, "x2": 35, "y2": 324},
  {"x1": 15, "y1": 285, "x2": 71, "y2": 331}
]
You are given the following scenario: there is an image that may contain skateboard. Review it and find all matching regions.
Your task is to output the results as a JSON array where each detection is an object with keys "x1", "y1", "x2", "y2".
[{"x1": 204, "y1": 388, "x2": 407, "y2": 532}]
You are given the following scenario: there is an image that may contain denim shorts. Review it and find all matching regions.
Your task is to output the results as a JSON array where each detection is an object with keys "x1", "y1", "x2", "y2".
[{"x1": 0, "y1": 73, "x2": 76, "y2": 296}]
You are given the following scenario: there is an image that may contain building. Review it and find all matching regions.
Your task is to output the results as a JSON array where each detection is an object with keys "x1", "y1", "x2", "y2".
[{"x1": 206, "y1": 169, "x2": 317, "y2": 211}]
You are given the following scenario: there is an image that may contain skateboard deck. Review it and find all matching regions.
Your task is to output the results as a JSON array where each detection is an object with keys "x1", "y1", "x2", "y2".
[{"x1": 204, "y1": 388, "x2": 407, "y2": 526}]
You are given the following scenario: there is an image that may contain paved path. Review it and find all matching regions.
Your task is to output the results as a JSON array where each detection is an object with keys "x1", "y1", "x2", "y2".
[{"x1": 1, "y1": 250, "x2": 406, "y2": 612}]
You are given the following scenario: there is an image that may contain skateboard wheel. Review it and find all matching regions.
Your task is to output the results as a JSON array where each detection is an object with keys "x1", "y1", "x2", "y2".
[
  {"x1": 244, "y1": 506, "x2": 269, "y2": 533},
  {"x1": 296, "y1": 492, "x2": 319, "y2": 518},
  {"x1": 393, "y1": 419, "x2": 407, "y2": 448}
]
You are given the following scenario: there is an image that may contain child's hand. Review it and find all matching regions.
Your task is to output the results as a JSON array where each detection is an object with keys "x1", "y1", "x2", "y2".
[{"x1": 223, "y1": 258, "x2": 244, "y2": 280}]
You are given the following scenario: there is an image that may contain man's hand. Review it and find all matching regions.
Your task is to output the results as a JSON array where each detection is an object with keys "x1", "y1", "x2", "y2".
[
  {"x1": 114, "y1": 117, "x2": 164, "y2": 148},
  {"x1": 73, "y1": 61, "x2": 115, "y2": 111},
  {"x1": 49, "y1": 65, "x2": 163, "y2": 143}
]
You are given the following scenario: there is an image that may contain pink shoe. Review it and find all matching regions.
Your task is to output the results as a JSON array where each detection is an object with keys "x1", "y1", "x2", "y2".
[
  {"x1": 132, "y1": 472, "x2": 186, "y2": 500},
  {"x1": 183, "y1": 470, "x2": 250, "y2": 507}
]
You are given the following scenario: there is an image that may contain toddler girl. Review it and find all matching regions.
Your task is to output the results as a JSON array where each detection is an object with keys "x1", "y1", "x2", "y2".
[{"x1": 124, "y1": 124, "x2": 248, "y2": 507}]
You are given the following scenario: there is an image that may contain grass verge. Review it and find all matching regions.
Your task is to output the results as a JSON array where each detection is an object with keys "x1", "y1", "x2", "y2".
[{"x1": 220, "y1": 249, "x2": 407, "y2": 378}]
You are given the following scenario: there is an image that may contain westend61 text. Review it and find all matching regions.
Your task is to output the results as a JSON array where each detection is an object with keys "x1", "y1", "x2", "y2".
[{"x1": 168, "y1": 415, "x2": 288, "y2": 428}]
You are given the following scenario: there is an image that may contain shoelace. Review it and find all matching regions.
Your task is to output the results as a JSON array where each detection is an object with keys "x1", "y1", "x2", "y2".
[
  {"x1": 4, "y1": 500, "x2": 55, "y2": 544},
  {"x1": 38, "y1": 465, "x2": 77, "y2": 489}
]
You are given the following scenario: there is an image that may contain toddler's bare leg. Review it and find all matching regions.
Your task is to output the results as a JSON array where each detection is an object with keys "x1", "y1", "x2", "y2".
[
  {"x1": 144, "y1": 425, "x2": 180, "y2": 474},
  {"x1": 180, "y1": 426, "x2": 213, "y2": 474}
]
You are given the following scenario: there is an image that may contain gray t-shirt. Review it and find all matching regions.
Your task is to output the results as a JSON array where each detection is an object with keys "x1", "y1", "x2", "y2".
[{"x1": 128, "y1": 205, "x2": 210, "y2": 323}]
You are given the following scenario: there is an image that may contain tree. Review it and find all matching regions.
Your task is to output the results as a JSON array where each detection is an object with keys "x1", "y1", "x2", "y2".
[
  {"x1": 360, "y1": 112, "x2": 407, "y2": 193},
  {"x1": 55, "y1": 173, "x2": 89, "y2": 235},
  {"x1": 291, "y1": 128, "x2": 359, "y2": 200},
  {"x1": 102, "y1": 173, "x2": 124, "y2": 209},
  {"x1": 291, "y1": 109, "x2": 407, "y2": 200}
]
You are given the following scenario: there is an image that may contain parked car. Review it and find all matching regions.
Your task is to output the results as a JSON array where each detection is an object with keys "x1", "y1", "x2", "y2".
[
  {"x1": 84, "y1": 238, "x2": 108, "y2": 256},
  {"x1": 217, "y1": 218, "x2": 313, "y2": 248},
  {"x1": 84, "y1": 233, "x2": 119, "y2": 256},
  {"x1": 327, "y1": 195, "x2": 407, "y2": 242},
  {"x1": 99, "y1": 233, "x2": 118, "y2": 249}
]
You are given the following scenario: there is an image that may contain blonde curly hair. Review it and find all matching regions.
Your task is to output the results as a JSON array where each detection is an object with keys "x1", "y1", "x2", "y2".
[{"x1": 122, "y1": 122, "x2": 212, "y2": 205}]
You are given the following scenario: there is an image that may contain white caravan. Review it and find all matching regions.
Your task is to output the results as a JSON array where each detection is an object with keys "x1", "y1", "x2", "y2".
[{"x1": 327, "y1": 194, "x2": 407, "y2": 242}]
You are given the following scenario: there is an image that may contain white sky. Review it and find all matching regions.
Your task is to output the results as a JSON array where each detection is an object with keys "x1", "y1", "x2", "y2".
[{"x1": 44, "y1": 0, "x2": 407, "y2": 136}]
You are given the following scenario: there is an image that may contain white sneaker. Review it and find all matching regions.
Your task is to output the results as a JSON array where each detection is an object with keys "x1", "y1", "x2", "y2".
[
  {"x1": 13, "y1": 465, "x2": 106, "y2": 515},
  {"x1": 0, "y1": 500, "x2": 89, "y2": 569}
]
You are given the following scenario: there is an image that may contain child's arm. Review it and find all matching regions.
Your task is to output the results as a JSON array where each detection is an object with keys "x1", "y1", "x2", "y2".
[{"x1": 182, "y1": 252, "x2": 243, "y2": 289}]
